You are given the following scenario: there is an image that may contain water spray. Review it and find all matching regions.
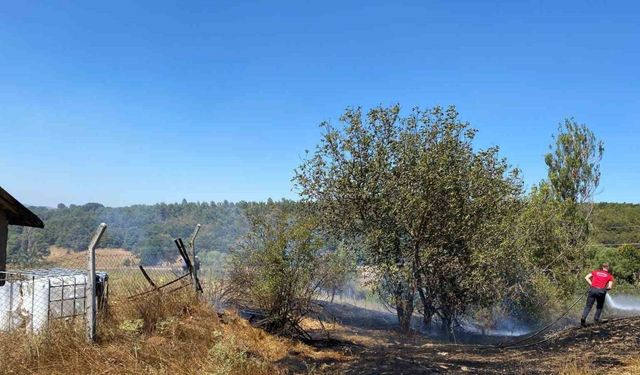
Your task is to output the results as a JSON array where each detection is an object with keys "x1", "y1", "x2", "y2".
[{"x1": 606, "y1": 294, "x2": 640, "y2": 312}]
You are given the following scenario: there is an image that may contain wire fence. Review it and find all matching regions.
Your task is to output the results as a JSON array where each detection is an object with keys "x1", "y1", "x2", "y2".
[{"x1": 2, "y1": 223, "x2": 202, "y2": 341}]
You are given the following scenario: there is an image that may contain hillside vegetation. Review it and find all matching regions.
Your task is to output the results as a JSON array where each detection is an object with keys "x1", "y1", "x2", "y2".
[
  {"x1": 7, "y1": 200, "x2": 298, "y2": 266},
  {"x1": 8, "y1": 201, "x2": 639, "y2": 265},
  {"x1": 591, "y1": 203, "x2": 640, "y2": 245}
]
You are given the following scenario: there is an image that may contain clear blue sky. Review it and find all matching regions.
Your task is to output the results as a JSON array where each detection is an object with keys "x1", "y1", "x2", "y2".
[{"x1": 1, "y1": 1, "x2": 638, "y2": 207}]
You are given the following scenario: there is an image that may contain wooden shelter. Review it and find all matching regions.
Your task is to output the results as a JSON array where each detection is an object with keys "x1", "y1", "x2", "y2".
[{"x1": 0, "y1": 186, "x2": 44, "y2": 282}]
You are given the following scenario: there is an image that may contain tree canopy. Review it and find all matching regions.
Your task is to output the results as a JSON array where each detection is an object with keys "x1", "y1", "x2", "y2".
[{"x1": 295, "y1": 105, "x2": 524, "y2": 331}]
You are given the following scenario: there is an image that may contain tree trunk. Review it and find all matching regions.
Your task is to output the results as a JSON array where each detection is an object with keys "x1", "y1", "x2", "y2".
[
  {"x1": 423, "y1": 307, "x2": 434, "y2": 328},
  {"x1": 417, "y1": 288, "x2": 435, "y2": 329},
  {"x1": 394, "y1": 285, "x2": 415, "y2": 333},
  {"x1": 440, "y1": 311, "x2": 455, "y2": 339}
]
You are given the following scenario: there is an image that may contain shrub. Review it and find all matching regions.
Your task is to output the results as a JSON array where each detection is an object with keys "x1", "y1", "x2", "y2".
[{"x1": 227, "y1": 210, "x2": 341, "y2": 338}]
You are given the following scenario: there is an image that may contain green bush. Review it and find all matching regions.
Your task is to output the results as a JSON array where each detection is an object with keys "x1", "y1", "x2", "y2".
[{"x1": 228, "y1": 209, "x2": 345, "y2": 337}]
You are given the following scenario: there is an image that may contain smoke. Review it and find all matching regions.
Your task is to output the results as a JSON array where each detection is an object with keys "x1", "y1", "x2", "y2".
[
  {"x1": 606, "y1": 294, "x2": 640, "y2": 312},
  {"x1": 460, "y1": 318, "x2": 533, "y2": 337}
]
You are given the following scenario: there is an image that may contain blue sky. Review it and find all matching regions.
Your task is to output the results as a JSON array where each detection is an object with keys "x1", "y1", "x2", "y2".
[{"x1": 1, "y1": 1, "x2": 638, "y2": 207}]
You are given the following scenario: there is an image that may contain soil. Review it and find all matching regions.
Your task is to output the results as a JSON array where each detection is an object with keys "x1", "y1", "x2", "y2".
[{"x1": 285, "y1": 301, "x2": 640, "y2": 374}]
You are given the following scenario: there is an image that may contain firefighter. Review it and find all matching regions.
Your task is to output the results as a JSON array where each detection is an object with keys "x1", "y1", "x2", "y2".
[{"x1": 581, "y1": 263, "x2": 614, "y2": 327}]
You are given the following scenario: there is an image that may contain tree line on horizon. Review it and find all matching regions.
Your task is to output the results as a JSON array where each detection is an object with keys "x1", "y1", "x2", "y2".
[
  {"x1": 6, "y1": 199, "x2": 298, "y2": 265},
  {"x1": 7, "y1": 196, "x2": 638, "y2": 266}
]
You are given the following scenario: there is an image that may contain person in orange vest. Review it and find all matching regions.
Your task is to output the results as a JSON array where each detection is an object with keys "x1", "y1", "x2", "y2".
[{"x1": 581, "y1": 263, "x2": 614, "y2": 327}]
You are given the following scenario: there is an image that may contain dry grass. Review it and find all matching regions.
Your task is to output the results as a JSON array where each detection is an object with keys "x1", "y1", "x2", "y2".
[
  {"x1": 0, "y1": 291, "x2": 340, "y2": 375},
  {"x1": 2, "y1": 248, "x2": 345, "y2": 374},
  {"x1": 556, "y1": 357, "x2": 640, "y2": 375},
  {"x1": 619, "y1": 358, "x2": 640, "y2": 375},
  {"x1": 46, "y1": 246, "x2": 141, "y2": 269},
  {"x1": 558, "y1": 359, "x2": 594, "y2": 375}
]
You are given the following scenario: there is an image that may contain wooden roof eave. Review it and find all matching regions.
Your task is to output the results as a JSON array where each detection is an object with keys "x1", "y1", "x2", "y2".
[{"x1": 0, "y1": 186, "x2": 44, "y2": 228}]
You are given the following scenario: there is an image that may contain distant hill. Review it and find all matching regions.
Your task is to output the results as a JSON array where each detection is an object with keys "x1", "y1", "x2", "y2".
[
  {"x1": 591, "y1": 203, "x2": 640, "y2": 246},
  {"x1": 7, "y1": 199, "x2": 298, "y2": 266},
  {"x1": 8, "y1": 200, "x2": 638, "y2": 267}
]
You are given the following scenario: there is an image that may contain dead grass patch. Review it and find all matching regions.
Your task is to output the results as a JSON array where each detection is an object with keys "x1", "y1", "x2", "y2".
[
  {"x1": 0, "y1": 290, "x2": 341, "y2": 375},
  {"x1": 558, "y1": 357, "x2": 594, "y2": 375},
  {"x1": 619, "y1": 358, "x2": 640, "y2": 375}
]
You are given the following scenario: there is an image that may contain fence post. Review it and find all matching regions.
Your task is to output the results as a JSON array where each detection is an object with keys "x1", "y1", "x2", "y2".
[
  {"x1": 86, "y1": 223, "x2": 107, "y2": 343},
  {"x1": 189, "y1": 224, "x2": 201, "y2": 293},
  {"x1": 0, "y1": 211, "x2": 8, "y2": 287}
]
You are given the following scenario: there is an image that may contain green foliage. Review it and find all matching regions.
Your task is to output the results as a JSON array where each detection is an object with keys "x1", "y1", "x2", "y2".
[
  {"x1": 502, "y1": 182, "x2": 586, "y2": 318},
  {"x1": 545, "y1": 118, "x2": 604, "y2": 204},
  {"x1": 119, "y1": 319, "x2": 144, "y2": 334},
  {"x1": 227, "y1": 208, "x2": 343, "y2": 336},
  {"x1": 616, "y1": 245, "x2": 640, "y2": 284},
  {"x1": 6, "y1": 226, "x2": 49, "y2": 265},
  {"x1": 590, "y1": 203, "x2": 640, "y2": 245},
  {"x1": 206, "y1": 335, "x2": 268, "y2": 375},
  {"x1": 295, "y1": 104, "x2": 523, "y2": 331},
  {"x1": 7, "y1": 200, "x2": 292, "y2": 265},
  {"x1": 6, "y1": 199, "x2": 314, "y2": 267},
  {"x1": 501, "y1": 121, "x2": 605, "y2": 319},
  {"x1": 320, "y1": 241, "x2": 357, "y2": 301},
  {"x1": 591, "y1": 244, "x2": 640, "y2": 285}
]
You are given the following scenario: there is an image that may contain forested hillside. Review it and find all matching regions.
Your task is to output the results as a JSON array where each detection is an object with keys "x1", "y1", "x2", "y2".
[
  {"x1": 7, "y1": 199, "x2": 298, "y2": 265},
  {"x1": 7, "y1": 200, "x2": 639, "y2": 267},
  {"x1": 591, "y1": 202, "x2": 640, "y2": 245}
]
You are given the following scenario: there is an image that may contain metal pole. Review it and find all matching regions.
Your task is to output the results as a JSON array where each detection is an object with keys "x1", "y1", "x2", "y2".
[
  {"x1": 86, "y1": 223, "x2": 106, "y2": 343},
  {"x1": 8, "y1": 277, "x2": 13, "y2": 331},
  {"x1": 30, "y1": 276, "x2": 35, "y2": 333},
  {"x1": 0, "y1": 212, "x2": 8, "y2": 287},
  {"x1": 189, "y1": 224, "x2": 201, "y2": 293}
]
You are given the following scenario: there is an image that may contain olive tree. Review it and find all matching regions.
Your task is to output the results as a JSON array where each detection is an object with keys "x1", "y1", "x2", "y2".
[{"x1": 295, "y1": 105, "x2": 523, "y2": 332}]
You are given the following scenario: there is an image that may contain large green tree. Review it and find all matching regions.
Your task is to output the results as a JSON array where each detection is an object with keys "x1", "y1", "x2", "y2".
[
  {"x1": 295, "y1": 105, "x2": 523, "y2": 332},
  {"x1": 7, "y1": 226, "x2": 49, "y2": 265}
]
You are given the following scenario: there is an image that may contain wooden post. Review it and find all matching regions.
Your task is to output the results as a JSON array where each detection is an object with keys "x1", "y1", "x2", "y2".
[
  {"x1": 189, "y1": 224, "x2": 201, "y2": 293},
  {"x1": 86, "y1": 223, "x2": 107, "y2": 343},
  {"x1": 0, "y1": 211, "x2": 7, "y2": 287}
]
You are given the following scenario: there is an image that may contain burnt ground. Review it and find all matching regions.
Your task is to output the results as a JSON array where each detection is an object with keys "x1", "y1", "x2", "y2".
[{"x1": 283, "y1": 301, "x2": 640, "y2": 374}]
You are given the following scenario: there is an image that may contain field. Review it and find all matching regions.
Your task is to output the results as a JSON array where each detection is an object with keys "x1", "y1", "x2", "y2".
[
  {"x1": 44, "y1": 246, "x2": 185, "y2": 298},
  {"x1": 46, "y1": 246, "x2": 140, "y2": 268}
]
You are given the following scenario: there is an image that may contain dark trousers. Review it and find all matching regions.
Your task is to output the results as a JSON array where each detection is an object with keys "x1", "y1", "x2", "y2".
[{"x1": 581, "y1": 287, "x2": 607, "y2": 321}]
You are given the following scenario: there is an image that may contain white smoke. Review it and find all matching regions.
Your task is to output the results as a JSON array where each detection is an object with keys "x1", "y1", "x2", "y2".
[
  {"x1": 460, "y1": 318, "x2": 533, "y2": 337},
  {"x1": 606, "y1": 294, "x2": 640, "y2": 312}
]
